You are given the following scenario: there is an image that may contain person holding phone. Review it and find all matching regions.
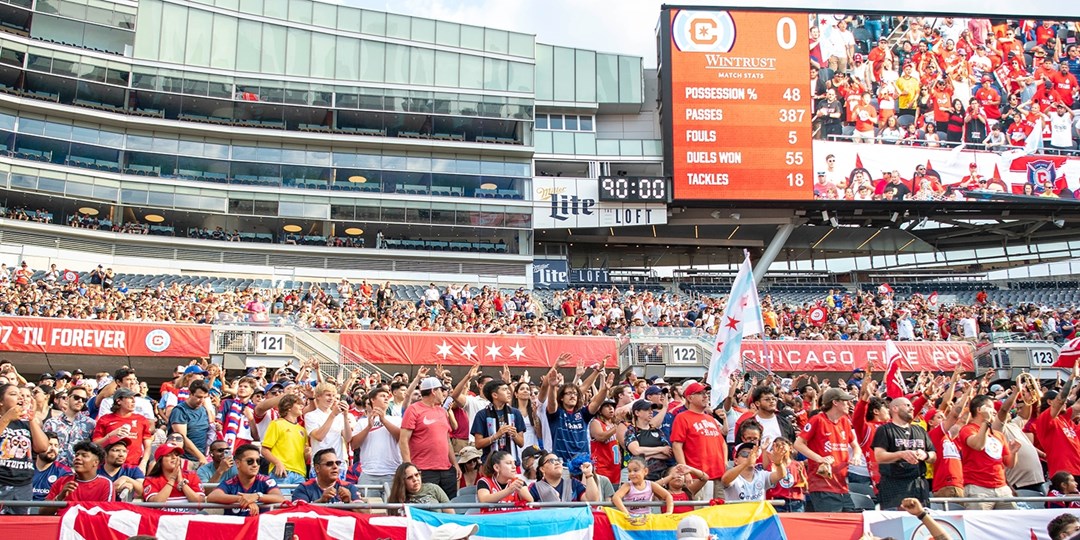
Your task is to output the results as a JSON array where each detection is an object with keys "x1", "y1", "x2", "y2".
[
  {"x1": 291, "y1": 449, "x2": 359, "y2": 505},
  {"x1": 305, "y1": 383, "x2": 353, "y2": 472},
  {"x1": 196, "y1": 440, "x2": 237, "y2": 488}
]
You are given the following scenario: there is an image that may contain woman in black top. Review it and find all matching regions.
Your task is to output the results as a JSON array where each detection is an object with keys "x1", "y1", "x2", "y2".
[
  {"x1": 945, "y1": 99, "x2": 966, "y2": 144},
  {"x1": 0, "y1": 384, "x2": 49, "y2": 513}
]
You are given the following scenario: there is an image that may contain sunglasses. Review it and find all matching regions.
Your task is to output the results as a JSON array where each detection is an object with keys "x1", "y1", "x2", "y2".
[
  {"x1": 241, "y1": 457, "x2": 259, "y2": 465},
  {"x1": 543, "y1": 457, "x2": 563, "y2": 466},
  {"x1": 70, "y1": 395, "x2": 87, "y2": 402},
  {"x1": 319, "y1": 460, "x2": 343, "y2": 467}
]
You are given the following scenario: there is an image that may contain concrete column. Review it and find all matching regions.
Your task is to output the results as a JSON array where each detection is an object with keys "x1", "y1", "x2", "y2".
[{"x1": 752, "y1": 223, "x2": 795, "y2": 285}]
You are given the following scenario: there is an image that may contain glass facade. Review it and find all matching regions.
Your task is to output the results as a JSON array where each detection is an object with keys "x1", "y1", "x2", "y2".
[{"x1": 534, "y1": 44, "x2": 642, "y2": 105}]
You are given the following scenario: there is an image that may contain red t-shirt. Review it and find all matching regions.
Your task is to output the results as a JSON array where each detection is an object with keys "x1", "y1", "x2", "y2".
[
  {"x1": 92, "y1": 413, "x2": 153, "y2": 467},
  {"x1": 931, "y1": 89, "x2": 953, "y2": 123},
  {"x1": 975, "y1": 87, "x2": 1001, "y2": 119},
  {"x1": 671, "y1": 489, "x2": 694, "y2": 513},
  {"x1": 1035, "y1": 408, "x2": 1080, "y2": 477},
  {"x1": 928, "y1": 424, "x2": 964, "y2": 491},
  {"x1": 766, "y1": 460, "x2": 807, "y2": 501},
  {"x1": 797, "y1": 413, "x2": 856, "y2": 494},
  {"x1": 401, "y1": 401, "x2": 452, "y2": 471},
  {"x1": 670, "y1": 410, "x2": 727, "y2": 479},
  {"x1": 853, "y1": 104, "x2": 877, "y2": 132},
  {"x1": 46, "y1": 475, "x2": 115, "y2": 503},
  {"x1": 958, "y1": 423, "x2": 1010, "y2": 488},
  {"x1": 143, "y1": 471, "x2": 203, "y2": 513}
]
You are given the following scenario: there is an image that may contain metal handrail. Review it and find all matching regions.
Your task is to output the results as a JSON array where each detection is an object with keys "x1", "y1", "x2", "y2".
[{"x1": 0, "y1": 498, "x2": 785, "y2": 510}]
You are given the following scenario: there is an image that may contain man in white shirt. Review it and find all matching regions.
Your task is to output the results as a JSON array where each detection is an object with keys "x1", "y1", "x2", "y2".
[
  {"x1": 423, "y1": 283, "x2": 440, "y2": 306},
  {"x1": 306, "y1": 382, "x2": 353, "y2": 463},
  {"x1": 351, "y1": 387, "x2": 402, "y2": 486}
]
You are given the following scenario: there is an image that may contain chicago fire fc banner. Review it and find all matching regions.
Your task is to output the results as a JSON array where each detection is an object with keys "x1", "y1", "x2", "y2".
[
  {"x1": 340, "y1": 331, "x2": 619, "y2": 367},
  {"x1": 0, "y1": 317, "x2": 210, "y2": 357},
  {"x1": 739, "y1": 340, "x2": 975, "y2": 371}
]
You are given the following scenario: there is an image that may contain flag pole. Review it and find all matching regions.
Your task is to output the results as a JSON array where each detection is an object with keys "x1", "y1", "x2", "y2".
[{"x1": 744, "y1": 249, "x2": 771, "y2": 375}]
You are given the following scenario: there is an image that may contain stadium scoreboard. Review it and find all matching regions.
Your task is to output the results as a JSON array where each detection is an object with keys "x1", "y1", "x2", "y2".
[{"x1": 661, "y1": 9, "x2": 814, "y2": 201}]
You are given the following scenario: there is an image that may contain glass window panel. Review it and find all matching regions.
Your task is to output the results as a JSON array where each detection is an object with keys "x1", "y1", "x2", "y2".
[
  {"x1": 549, "y1": 115, "x2": 563, "y2": 130},
  {"x1": 461, "y1": 25, "x2": 485, "y2": 50},
  {"x1": 42, "y1": 121, "x2": 71, "y2": 139},
  {"x1": 485, "y1": 29, "x2": 508, "y2": 54},
  {"x1": 435, "y1": 21, "x2": 459, "y2": 47},
  {"x1": 236, "y1": 20, "x2": 261, "y2": 72},
  {"x1": 312, "y1": 2, "x2": 336, "y2": 27},
  {"x1": 579, "y1": 116, "x2": 593, "y2": 131},
  {"x1": 286, "y1": 28, "x2": 311, "y2": 77},
  {"x1": 620, "y1": 56, "x2": 642, "y2": 103},
  {"x1": 574, "y1": 133, "x2": 596, "y2": 155},
  {"x1": 309, "y1": 33, "x2": 335, "y2": 79},
  {"x1": 121, "y1": 188, "x2": 147, "y2": 204},
  {"x1": 361, "y1": 10, "x2": 385, "y2": 36},
  {"x1": 289, "y1": 0, "x2": 312, "y2": 24},
  {"x1": 38, "y1": 176, "x2": 64, "y2": 194},
  {"x1": 575, "y1": 50, "x2": 596, "y2": 102},
  {"x1": 552, "y1": 131, "x2": 575, "y2": 154},
  {"x1": 565, "y1": 116, "x2": 578, "y2": 131},
  {"x1": 232, "y1": 145, "x2": 258, "y2": 160},
  {"x1": 261, "y1": 25, "x2": 287, "y2": 75},
  {"x1": 125, "y1": 133, "x2": 154, "y2": 150},
  {"x1": 410, "y1": 48, "x2": 434, "y2": 86},
  {"x1": 66, "y1": 180, "x2": 94, "y2": 199},
  {"x1": 434, "y1": 50, "x2": 458, "y2": 87},
  {"x1": 385, "y1": 13, "x2": 410, "y2": 39},
  {"x1": 185, "y1": 9, "x2": 213, "y2": 66},
  {"x1": 153, "y1": 136, "x2": 179, "y2": 154},
  {"x1": 535, "y1": 114, "x2": 548, "y2": 130},
  {"x1": 337, "y1": 6, "x2": 360, "y2": 31},
  {"x1": 384, "y1": 44, "x2": 409, "y2": 84},
  {"x1": 534, "y1": 45, "x2": 553, "y2": 101},
  {"x1": 411, "y1": 17, "x2": 434, "y2": 43},
  {"x1": 459, "y1": 55, "x2": 483, "y2": 90},
  {"x1": 506, "y1": 162, "x2": 531, "y2": 177},
  {"x1": 335, "y1": 36, "x2": 359, "y2": 81},
  {"x1": 238, "y1": 0, "x2": 260, "y2": 14},
  {"x1": 177, "y1": 140, "x2": 202, "y2": 157},
  {"x1": 358, "y1": 40, "x2": 384, "y2": 82},
  {"x1": 263, "y1": 0, "x2": 287, "y2": 19},
  {"x1": 132, "y1": 0, "x2": 161, "y2": 59},
  {"x1": 553, "y1": 47, "x2": 575, "y2": 101},
  {"x1": 210, "y1": 14, "x2": 237, "y2": 70},
  {"x1": 508, "y1": 33, "x2": 533, "y2": 58},
  {"x1": 204, "y1": 141, "x2": 229, "y2": 159},
  {"x1": 508, "y1": 61, "x2": 533, "y2": 93},
  {"x1": 596, "y1": 53, "x2": 618, "y2": 103},
  {"x1": 71, "y1": 125, "x2": 98, "y2": 144},
  {"x1": 381, "y1": 155, "x2": 406, "y2": 170},
  {"x1": 158, "y1": 3, "x2": 188, "y2": 64},
  {"x1": 484, "y1": 58, "x2": 507, "y2": 91}
]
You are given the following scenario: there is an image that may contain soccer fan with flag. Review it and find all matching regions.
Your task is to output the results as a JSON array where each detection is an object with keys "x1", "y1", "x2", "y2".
[
  {"x1": 706, "y1": 251, "x2": 765, "y2": 409},
  {"x1": 883, "y1": 340, "x2": 909, "y2": 399}
]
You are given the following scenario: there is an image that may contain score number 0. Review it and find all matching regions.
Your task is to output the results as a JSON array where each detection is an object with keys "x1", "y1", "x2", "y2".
[{"x1": 777, "y1": 16, "x2": 807, "y2": 188}]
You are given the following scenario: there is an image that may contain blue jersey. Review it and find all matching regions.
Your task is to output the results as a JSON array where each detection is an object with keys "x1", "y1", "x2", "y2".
[
  {"x1": 33, "y1": 462, "x2": 72, "y2": 501},
  {"x1": 215, "y1": 474, "x2": 279, "y2": 516},
  {"x1": 546, "y1": 407, "x2": 592, "y2": 463}
]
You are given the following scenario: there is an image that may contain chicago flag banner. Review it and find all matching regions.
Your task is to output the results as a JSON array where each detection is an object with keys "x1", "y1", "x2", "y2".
[
  {"x1": 708, "y1": 252, "x2": 765, "y2": 409},
  {"x1": 406, "y1": 506, "x2": 593, "y2": 540},
  {"x1": 59, "y1": 502, "x2": 408, "y2": 540}
]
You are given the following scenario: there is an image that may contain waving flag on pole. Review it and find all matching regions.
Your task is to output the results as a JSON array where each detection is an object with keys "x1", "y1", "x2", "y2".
[
  {"x1": 884, "y1": 339, "x2": 908, "y2": 399},
  {"x1": 708, "y1": 252, "x2": 765, "y2": 409},
  {"x1": 1053, "y1": 336, "x2": 1080, "y2": 368}
]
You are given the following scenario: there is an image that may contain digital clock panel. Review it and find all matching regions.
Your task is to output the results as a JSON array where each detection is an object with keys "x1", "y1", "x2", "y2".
[{"x1": 598, "y1": 176, "x2": 670, "y2": 202}]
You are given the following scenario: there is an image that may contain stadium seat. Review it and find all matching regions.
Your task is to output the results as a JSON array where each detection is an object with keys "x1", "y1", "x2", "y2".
[{"x1": 850, "y1": 492, "x2": 876, "y2": 511}]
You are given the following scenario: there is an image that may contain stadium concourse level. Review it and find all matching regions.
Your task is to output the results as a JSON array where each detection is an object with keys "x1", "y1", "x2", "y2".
[
  {"x1": 7, "y1": 354, "x2": 1080, "y2": 521},
  {"x1": 0, "y1": 265, "x2": 1074, "y2": 341}
]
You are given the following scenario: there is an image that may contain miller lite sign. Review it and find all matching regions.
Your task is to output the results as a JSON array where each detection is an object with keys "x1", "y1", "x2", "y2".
[
  {"x1": 532, "y1": 259, "x2": 569, "y2": 289},
  {"x1": 533, "y1": 177, "x2": 667, "y2": 229}
]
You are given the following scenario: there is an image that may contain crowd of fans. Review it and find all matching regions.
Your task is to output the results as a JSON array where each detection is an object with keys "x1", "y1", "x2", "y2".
[
  {"x1": 0, "y1": 262, "x2": 1072, "y2": 343},
  {"x1": 3, "y1": 353, "x2": 1080, "y2": 536}
]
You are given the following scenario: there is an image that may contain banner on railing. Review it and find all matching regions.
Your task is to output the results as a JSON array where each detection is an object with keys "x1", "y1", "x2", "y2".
[
  {"x1": 739, "y1": 340, "x2": 974, "y2": 371},
  {"x1": 340, "y1": 331, "x2": 619, "y2": 367},
  {"x1": 863, "y1": 507, "x2": 1063, "y2": 540},
  {"x1": 0, "y1": 317, "x2": 211, "y2": 357},
  {"x1": 604, "y1": 503, "x2": 786, "y2": 540},
  {"x1": 408, "y1": 506, "x2": 592, "y2": 540}
]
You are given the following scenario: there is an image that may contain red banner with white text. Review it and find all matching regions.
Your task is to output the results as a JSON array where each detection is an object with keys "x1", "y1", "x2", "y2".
[
  {"x1": 0, "y1": 317, "x2": 210, "y2": 357},
  {"x1": 740, "y1": 340, "x2": 974, "y2": 371},
  {"x1": 340, "y1": 331, "x2": 619, "y2": 367}
]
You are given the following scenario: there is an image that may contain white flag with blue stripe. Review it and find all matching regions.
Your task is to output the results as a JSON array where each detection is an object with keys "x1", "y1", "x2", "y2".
[
  {"x1": 406, "y1": 506, "x2": 593, "y2": 540},
  {"x1": 708, "y1": 252, "x2": 765, "y2": 409}
]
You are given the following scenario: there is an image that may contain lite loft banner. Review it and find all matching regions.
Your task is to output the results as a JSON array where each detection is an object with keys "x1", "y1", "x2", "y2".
[
  {"x1": 340, "y1": 331, "x2": 619, "y2": 367},
  {"x1": 0, "y1": 317, "x2": 211, "y2": 357},
  {"x1": 739, "y1": 340, "x2": 975, "y2": 371}
]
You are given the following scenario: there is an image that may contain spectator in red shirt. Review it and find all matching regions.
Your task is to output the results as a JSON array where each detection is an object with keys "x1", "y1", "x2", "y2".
[
  {"x1": 400, "y1": 377, "x2": 461, "y2": 499},
  {"x1": 975, "y1": 77, "x2": 1002, "y2": 122},
  {"x1": 91, "y1": 388, "x2": 152, "y2": 471},
  {"x1": 670, "y1": 381, "x2": 727, "y2": 498},
  {"x1": 1035, "y1": 366, "x2": 1080, "y2": 480},
  {"x1": 852, "y1": 93, "x2": 879, "y2": 143},
  {"x1": 41, "y1": 441, "x2": 113, "y2": 514},
  {"x1": 958, "y1": 395, "x2": 1019, "y2": 510},
  {"x1": 793, "y1": 387, "x2": 863, "y2": 512},
  {"x1": 1051, "y1": 62, "x2": 1080, "y2": 107}
]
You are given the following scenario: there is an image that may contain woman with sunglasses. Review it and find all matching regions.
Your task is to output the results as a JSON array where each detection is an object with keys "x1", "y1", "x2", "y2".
[
  {"x1": 143, "y1": 444, "x2": 205, "y2": 513},
  {"x1": 527, "y1": 451, "x2": 600, "y2": 503},
  {"x1": 207, "y1": 443, "x2": 284, "y2": 515}
]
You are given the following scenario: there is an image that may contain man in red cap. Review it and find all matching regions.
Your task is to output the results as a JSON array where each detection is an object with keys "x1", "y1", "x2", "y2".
[{"x1": 671, "y1": 381, "x2": 727, "y2": 498}]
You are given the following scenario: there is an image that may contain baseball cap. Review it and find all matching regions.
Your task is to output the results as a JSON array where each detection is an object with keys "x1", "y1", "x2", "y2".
[
  {"x1": 39, "y1": 372, "x2": 54, "y2": 381},
  {"x1": 852, "y1": 368, "x2": 865, "y2": 373},
  {"x1": 982, "y1": 75, "x2": 992, "y2": 83},
  {"x1": 521, "y1": 445, "x2": 544, "y2": 463},
  {"x1": 854, "y1": 53, "x2": 864, "y2": 62},
  {"x1": 184, "y1": 365, "x2": 208, "y2": 376},
  {"x1": 72, "y1": 369, "x2": 84, "y2": 375},
  {"x1": 263, "y1": 381, "x2": 285, "y2": 393},
  {"x1": 633, "y1": 400, "x2": 661, "y2": 412},
  {"x1": 676, "y1": 515, "x2": 711, "y2": 540},
  {"x1": 103, "y1": 436, "x2": 131, "y2": 450},
  {"x1": 734, "y1": 442, "x2": 757, "y2": 456},
  {"x1": 683, "y1": 382, "x2": 710, "y2": 396},
  {"x1": 55, "y1": 370, "x2": 71, "y2": 380},
  {"x1": 821, "y1": 387, "x2": 855, "y2": 408},
  {"x1": 431, "y1": 523, "x2": 479, "y2": 540},
  {"x1": 644, "y1": 385, "x2": 663, "y2": 397},
  {"x1": 419, "y1": 377, "x2": 445, "y2": 392},
  {"x1": 990, "y1": 383, "x2": 1004, "y2": 393},
  {"x1": 154, "y1": 444, "x2": 184, "y2": 461},
  {"x1": 113, "y1": 388, "x2": 137, "y2": 400}
]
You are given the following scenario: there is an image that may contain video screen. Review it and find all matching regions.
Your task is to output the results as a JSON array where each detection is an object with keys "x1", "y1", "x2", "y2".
[{"x1": 660, "y1": 10, "x2": 1080, "y2": 202}]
